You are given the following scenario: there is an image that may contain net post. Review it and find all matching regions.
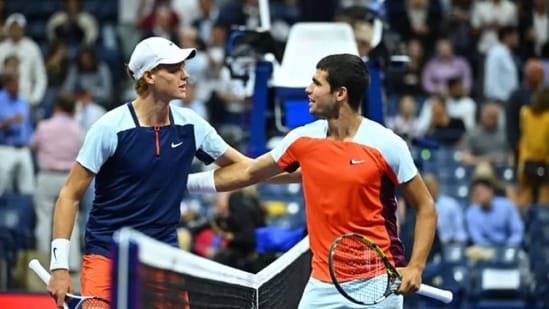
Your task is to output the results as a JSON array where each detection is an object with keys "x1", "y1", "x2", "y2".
[{"x1": 112, "y1": 228, "x2": 140, "y2": 309}]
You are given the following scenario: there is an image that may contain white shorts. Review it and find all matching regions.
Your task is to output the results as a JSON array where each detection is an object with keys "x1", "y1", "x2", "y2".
[{"x1": 297, "y1": 276, "x2": 404, "y2": 309}]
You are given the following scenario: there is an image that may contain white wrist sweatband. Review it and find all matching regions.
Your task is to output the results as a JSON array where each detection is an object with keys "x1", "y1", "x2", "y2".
[
  {"x1": 187, "y1": 170, "x2": 217, "y2": 193},
  {"x1": 50, "y1": 238, "x2": 70, "y2": 271}
]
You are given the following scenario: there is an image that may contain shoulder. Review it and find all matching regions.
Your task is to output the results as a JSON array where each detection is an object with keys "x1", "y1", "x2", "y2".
[
  {"x1": 355, "y1": 118, "x2": 408, "y2": 149},
  {"x1": 22, "y1": 38, "x2": 41, "y2": 51},
  {"x1": 294, "y1": 119, "x2": 328, "y2": 136},
  {"x1": 466, "y1": 204, "x2": 480, "y2": 216},
  {"x1": 493, "y1": 196, "x2": 515, "y2": 208},
  {"x1": 282, "y1": 120, "x2": 328, "y2": 143},
  {"x1": 171, "y1": 105, "x2": 209, "y2": 127},
  {"x1": 90, "y1": 104, "x2": 134, "y2": 133}
]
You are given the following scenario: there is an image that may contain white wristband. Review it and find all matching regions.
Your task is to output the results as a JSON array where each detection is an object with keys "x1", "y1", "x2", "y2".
[
  {"x1": 50, "y1": 238, "x2": 70, "y2": 271},
  {"x1": 187, "y1": 170, "x2": 217, "y2": 193}
]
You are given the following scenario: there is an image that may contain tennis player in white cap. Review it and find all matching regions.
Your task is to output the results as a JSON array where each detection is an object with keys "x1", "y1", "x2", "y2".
[{"x1": 47, "y1": 36, "x2": 252, "y2": 308}]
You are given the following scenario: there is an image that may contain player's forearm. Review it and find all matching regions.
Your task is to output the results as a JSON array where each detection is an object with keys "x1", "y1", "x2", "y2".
[
  {"x1": 52, "y1": 190, "x2": 80, "y2": 240},
  {"x1": 214, "y1": 162, "x2": 259, "y2": 192},
  {"x1": 265, "y1": 169, "x2": 301, "y2": 184},
  {"x1": 187, "y1": 162, "x2": 257, "y2": 193},
  {"x1": 408, "y1": 202, "x2": 437, "y2": 270}
]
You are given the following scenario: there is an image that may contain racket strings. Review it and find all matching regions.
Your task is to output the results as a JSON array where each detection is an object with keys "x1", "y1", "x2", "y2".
[
  {"x1": 79, "y1": 298, "x2": 110, "y2": 309},
  {"x1": 332, "y1": 237, "x2": 390, "y2": 304}
]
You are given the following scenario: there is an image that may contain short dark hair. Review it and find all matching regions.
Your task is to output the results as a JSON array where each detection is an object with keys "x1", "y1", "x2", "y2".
[
  {"x1": 55, "y1": 92, "x2": 76, "y2": 115},
  {"x1": 498, "y1": 26, "x2": 517, "y2": 42},
  {"x1": 316, "y1": 53, "x2": 370, "y2": 111},
  {"x1": 531, "y1": 86, "x2": 549, "y2": 113},
  {"x1": 447, "y1": 76, "x2": 462, "y2": 88}
]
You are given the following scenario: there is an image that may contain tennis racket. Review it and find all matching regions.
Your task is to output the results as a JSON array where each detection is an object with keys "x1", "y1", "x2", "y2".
[
  {"x1": 328, "y1": 233, "x2": 453, "y2": 305},
  {"x1": 28, "y1": 259, "x2": 110, "y2": 309}
]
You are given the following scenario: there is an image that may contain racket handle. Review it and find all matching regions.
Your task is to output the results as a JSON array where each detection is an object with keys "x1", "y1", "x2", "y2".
[
  {"x1": 28, "y1": 259, "x2": 70, "y2": 309},
  {"x1": 29, "y1": 259, "x2": 51, "y2": 284},
  {"x1": 417, "y1": 284, "x2": 453, "y2": 304}
]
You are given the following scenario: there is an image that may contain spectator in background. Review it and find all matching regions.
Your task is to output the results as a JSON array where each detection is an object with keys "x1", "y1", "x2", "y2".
[
  {"x1": 385, "y1": 95, "x2": 423, "y2": 142},
  {"x1": 41, "y1": 40, "x2": 71, "y2": 119},
  {"x1": 0, "y1": 0, "x2": 9, "y2": 41},
  {"x1": 63, "y1": 46, "x2": 113, "y2": 109},
  {"x1": 73, "y1": 85, "x2": 106, "y2": 132},
  {"x1": 518, "y1": 0, "x2": 548, "y2": 59},
  {"x1": 0, "y1": 13, "x2": 47, "y2": 109},
  {"x1": 0, "y1": 71, "x2": 34, "y2": 195},
  {"x1": 46, "y1": 0, "x2": 99, "y2": 57},
  {"x1": 424, "y1": 94, "x2": 466, "y2": 147},
  {"x1": 466, "y1": 175, "x2": 523, "y2": 247},
  {"x1": 516, "y1": 86, "x2": 549, "y2": 208},
  {"x1": 211, "y1": 187, "x2": 268, "y2": 273},
  {"x1": 471, "y1": 0, "x2": 517, "y2": 56},
  {"x1": 483, "y1": 26, "x2": 520, "y2": 102},
  {"x1": 386, "y1": 38, "x2": 426, "y2": 115},
  {"x1": 442, "y1": 0, "x2": 474, "y2": 61},
  {"x1": 193, "y1": 0, "x2": 221, "y2": 45},
  {"x1": 423, "y1": 173, "x2": 467, "y2": 244},
  {"x1": 461, "y1": 102, "x2": 508, "y2": 166},
  {"x1": 389, "y1": 0, "x2": 442, "y2": 51},
  {"x1": 2, "y1": 53, "x2": 18, "y2": 75},
  {"x1": 506, "y1": 59, "x2": 545, "y2": 166},
  {"x1": 170, "y1": 0, "x2": 201, "y2": 28},
  {"x1": 30, "y1": 93, "x2": 84, "y2": 271},
  {"x1": 445, "y1": 77, "x2": 477, "y2": 131},
  {"x1": 178, "y1": 26, "x2": 210, "y2": 102},
  {"x1": 139, "y1": 1, "x2": 180, "y2": 42},
  {"x1": 421, "y1": 37, "x2": 473, "y2": 96}
]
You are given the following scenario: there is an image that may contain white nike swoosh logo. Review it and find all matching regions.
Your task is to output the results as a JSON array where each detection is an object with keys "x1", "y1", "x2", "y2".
[
  {"x1": 171, "y1": 141, "x2": 183, "y2": 148},
  {"x1": 350, "y1": 159, "x2": 366, "y2": 165}
]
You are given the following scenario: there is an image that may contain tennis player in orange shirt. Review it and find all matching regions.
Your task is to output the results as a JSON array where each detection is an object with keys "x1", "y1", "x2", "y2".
[{"x1": 188, "y1": 53, "x2": 437, "y2": 308}]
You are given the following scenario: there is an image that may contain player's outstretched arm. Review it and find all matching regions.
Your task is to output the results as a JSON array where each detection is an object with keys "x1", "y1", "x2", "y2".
[
  {"x1": 214, "y1": 146, "x2": 301, "y2": 183},
  {"x1": 397, "y1": 174, "x2": 437, "y2": 294},
  {"x1": 49, "y1": 163, "x2": 94, "y2": 308},
  {"x1": 188, "y1": 152, "x2": 284, "y2": 193}
]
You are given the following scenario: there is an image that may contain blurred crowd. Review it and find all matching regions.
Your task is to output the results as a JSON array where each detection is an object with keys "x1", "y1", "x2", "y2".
[{"x1": 0, "y1": 0, "x2": 548, "y2": 304}]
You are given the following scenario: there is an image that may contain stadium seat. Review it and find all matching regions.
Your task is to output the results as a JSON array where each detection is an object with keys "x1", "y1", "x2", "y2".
[
  {"x1": 0, "y1": 227, "x2": 17, "y2": 289},
  {"x1": 255, "y1": 226, "x2": 306, "y2": 253},
  {"x1": 467, "y1": 247, "x2": 529, "y2": 308},
  {"x1": 0, "y1": 193, "x2": 35, "y2": 249},
  {"x1": 270, "y1": 22, "x2": 358, "y2": 132}
]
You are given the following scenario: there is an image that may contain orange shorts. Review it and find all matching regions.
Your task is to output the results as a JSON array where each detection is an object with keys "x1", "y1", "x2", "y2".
[
  {"x1": 81, "y1": 254, "x2": 111, "y2": 301},
  {"x1": 81, "y1": 253, "x2": 190, "y2": 308}
]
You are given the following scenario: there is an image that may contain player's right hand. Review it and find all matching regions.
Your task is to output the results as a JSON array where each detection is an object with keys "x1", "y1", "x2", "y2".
[{"x1": 48, "y1": 269, "x2": 73, "y2": 308}]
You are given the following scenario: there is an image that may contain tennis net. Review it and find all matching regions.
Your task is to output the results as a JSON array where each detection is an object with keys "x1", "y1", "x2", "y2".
[{"x1": 112, "y1": 227, "x2": 311, "y2": 309}]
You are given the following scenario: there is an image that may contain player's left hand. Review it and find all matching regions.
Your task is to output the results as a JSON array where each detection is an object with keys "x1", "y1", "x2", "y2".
[{"x1": 395, "y1": 266, "x2": 422, "y2": 294}]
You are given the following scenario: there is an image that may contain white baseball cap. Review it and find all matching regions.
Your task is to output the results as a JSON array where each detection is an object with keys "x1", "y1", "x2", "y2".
[
  {"x1": 5, "y1": 13, "x2": 27, "y2": 28},
  {"x1": 128, "y1": 36, "x2": 197, "y2": 80}
]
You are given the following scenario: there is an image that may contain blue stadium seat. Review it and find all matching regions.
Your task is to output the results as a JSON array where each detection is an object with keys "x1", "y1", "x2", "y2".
[
  {"x1": 467, "y1": 247, "x2": 528, "y2": 307},
  {"x1": 255, "y1": 226, "x2": 305, "y2": 253},
  {"x1": 0, "y1": 227, "x2": 17, "y2": 289},
  {"x1": 0, "y1": 193, "x2": 35, "y2": 249}
]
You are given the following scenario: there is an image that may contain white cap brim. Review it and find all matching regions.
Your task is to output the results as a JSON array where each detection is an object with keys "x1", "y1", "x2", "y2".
[{"x1": 128, "y1": 36, "x2": 198, "y2": 80}]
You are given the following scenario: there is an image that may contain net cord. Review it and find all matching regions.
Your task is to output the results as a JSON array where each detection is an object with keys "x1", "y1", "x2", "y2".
[{"x1": 114, "y1": 228, "x2": 310, "y2": 289}]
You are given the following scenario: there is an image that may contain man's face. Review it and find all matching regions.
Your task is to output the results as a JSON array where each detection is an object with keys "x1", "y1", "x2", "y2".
[
  {"x1": 305, "y1": 69, "x2": 338, "y2": 118},
  {"x1": 149, "y1": 61, "x2": 190, "y2": 101},
  {"x1": 480, "y1": 105, "x2": 499, "y2": 130},
  {"x1": 436, "y1": 40, "x2": 453, "y2": 59},
  {"x1": 7, "y1": 24, "x2": 23, "y2": 41},
  {"x1": 5, "y1": 78, "x2": 19, "y2": 96},
  {"x1": 471, "y1": 182, "x2": 494, "y2": 206}
]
